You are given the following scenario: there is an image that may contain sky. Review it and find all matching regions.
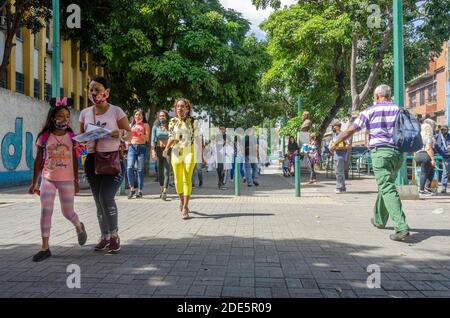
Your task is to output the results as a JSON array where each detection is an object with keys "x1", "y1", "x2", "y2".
[{"x1": 219, "y1": 0, "x2": 298, "y2": 40}]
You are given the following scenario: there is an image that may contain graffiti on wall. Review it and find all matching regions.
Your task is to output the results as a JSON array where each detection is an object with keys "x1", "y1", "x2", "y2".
[{"x1": 0, "y1": 117, "x2": 35, "y2": 186}]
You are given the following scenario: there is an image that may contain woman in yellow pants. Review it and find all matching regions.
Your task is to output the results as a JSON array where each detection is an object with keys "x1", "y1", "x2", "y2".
[{"x1": 163, "y1": 98, "x2": 198, "y2": 219}]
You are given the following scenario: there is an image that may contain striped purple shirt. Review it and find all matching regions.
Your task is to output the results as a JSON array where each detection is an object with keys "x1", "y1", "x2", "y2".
[{"x1": 352, "y1": 102, "x2": 400, "y2": 149}]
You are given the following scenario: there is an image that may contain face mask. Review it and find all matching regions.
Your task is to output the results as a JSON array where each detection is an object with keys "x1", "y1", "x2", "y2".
[
  {"x1": 54, "y1": 119, "x2": 70, "y2": 130},
  {"x1": 160, "y1": 120, "x2": 168, "y2": 125},
  {"x1": 89, "y1": 91, "x2": 109, "y2": 105}
]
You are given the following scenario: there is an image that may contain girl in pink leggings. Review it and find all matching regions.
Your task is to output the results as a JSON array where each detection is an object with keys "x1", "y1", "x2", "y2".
[{"x1": 28, "y1": 97, "x2": 87, "y2": 262}]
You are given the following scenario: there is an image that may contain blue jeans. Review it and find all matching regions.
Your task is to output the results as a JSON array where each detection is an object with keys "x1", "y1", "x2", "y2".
[
  {"x1": 231, "y1": 159, "x2": 245, "y2": 179},
  {"x1": 244, "y1": 160, "x2": 258, "y2": 185},
  {"x1": 440, "y1": 157, "x2": 450, "y2": 190},
  {"x1": 127, "y1": 144, "x2": 147, "y2": 191}
]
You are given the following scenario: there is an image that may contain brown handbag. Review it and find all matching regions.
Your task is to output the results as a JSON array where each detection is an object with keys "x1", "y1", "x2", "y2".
[{"x1": 93, "y1": 106, "x2": 121, "y2": 175}]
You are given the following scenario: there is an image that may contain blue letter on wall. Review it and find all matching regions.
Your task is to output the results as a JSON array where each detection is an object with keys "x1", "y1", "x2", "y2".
[
  {"x1": 1, "y1": 118, "x2": 23, "y2": 171},
  {"x1": 26, "y1": 132, "x2": 34, "y2": 169}
]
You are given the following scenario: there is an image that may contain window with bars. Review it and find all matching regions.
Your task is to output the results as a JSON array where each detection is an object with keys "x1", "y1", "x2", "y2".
[
  {"x1": 80, "y1": 96, "x2": 84, "y2": 109},
  {"x1": 34, "y1": 79, "x2": 40, "y2": 99},
  {"x1": 15, "y1": 72, "x2": 24, "y2": 94},
  {"x1": 409, "y1": 93, "x2": 416, "y2": 108},
  {"x1": 45, "y1": 83, "x2": 52, "y2": 101},
  {"x1": 428, "y1": 84, "x2": 437, "y2": 102},
  {"x1": 419, "y1": 89, "x2": 425, "y2": 105}
]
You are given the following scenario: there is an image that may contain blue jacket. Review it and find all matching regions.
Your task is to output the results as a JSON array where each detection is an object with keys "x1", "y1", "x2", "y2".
[{"x1": 434, "y1": 133, "x2": 450, "y2": 158}]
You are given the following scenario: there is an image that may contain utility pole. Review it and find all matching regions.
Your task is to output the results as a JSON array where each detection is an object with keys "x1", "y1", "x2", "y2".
[
  {"x1": 51, "y1": 0, "x2": 60, "y2": 98},
  {"x1": 393, "y1": 0, "x2": 408, "y2": 185}
]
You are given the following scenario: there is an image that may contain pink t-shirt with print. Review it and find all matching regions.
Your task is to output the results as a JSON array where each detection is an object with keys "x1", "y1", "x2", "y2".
[
  {"x1": 79, "y1": 104, "x2": 127, "y2": 153},
  {"x1": 37, "y1": 133, "x2": 74, "y2": 181}
]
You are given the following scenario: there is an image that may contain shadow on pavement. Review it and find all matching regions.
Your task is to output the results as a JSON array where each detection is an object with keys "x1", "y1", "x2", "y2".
[{"x1": 1, "y1": 234, "x2": 450, "y2": 298}]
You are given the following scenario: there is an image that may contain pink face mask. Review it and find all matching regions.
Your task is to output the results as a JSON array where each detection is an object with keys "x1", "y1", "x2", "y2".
[{"x1": 89, "y1": 91, "x2": 109, "y2": 105}]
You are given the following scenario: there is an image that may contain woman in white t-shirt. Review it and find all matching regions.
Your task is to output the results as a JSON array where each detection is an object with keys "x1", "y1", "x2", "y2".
[{"x1": 79, "y1": 76, "x2": 132, "y2": 254}]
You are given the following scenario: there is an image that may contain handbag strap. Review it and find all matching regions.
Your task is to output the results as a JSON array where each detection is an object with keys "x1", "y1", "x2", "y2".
[{"x1": 93, "y1": 106, "x2": 98, "y2": 152}]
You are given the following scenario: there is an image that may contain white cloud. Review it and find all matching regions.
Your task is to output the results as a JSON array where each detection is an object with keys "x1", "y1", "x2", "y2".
[{"x1": 219, "y1": 0, "x2": 297, "y2": 40}]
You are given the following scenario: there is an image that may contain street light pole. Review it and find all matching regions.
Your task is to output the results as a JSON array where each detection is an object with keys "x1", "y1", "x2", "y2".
[
  {"x1": 296, "y1": 95, "x2": 302, "y2": 197},
  {"x1": 393, "y1": 0, "x2": 408, "y2": 185},
  {"x1": 51, "y1": 0, "x2": 60, "y2": 98}
]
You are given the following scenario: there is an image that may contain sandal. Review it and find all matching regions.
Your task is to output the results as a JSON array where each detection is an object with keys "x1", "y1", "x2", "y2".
[{"x1": 181, "y1": 207, "x2": 189, "y2": 220}]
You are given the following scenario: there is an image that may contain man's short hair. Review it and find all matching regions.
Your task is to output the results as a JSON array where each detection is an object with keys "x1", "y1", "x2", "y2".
[
  {"x1": 374, "y1": 84, "x2": 392, "y2": 99},
  {"x1": 331, "y1": 121, "x2": 342, "y2": 128}
]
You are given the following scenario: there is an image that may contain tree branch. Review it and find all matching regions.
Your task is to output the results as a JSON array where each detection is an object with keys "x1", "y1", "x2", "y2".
[
  {"x1": 350, "y1": 13, "x2": 393, "y2": 112},
  {"x1": 357, "y1": 15, "x2": 393, "y2": 105},
  {"x1": 350, "y1": 32, "x2": 359, "y2": 108}
]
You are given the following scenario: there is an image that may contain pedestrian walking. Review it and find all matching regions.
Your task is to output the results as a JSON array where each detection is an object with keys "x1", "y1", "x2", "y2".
[
  {"x1": 306, "y1": 133, "x2": 320, "y2": 184},
  {"x1": 330, "y1": 121, "x2": 350, "y2": 193},
  {"x1": 287, "y1": 136, "x2": 299, "y2": 176},
  {"x1": 127, "y1": 109, "x2": 150, "y2": 199},
  {"x1": 192, "y1": 134, "x2": 205, "y2": 188},
  {"x1": 415, "y1": 119, "x2": 437, "y2": 196},
  {"x1": 215, "y1": 125, "x2": 227, "y2": 190},
  {"x1": 231, "y1": 135, "x2": 246, "y2": 182},
  {"x1": 79, "y1": 76, "x2": 132, "y2": 253},
  {"x1": 151, "y1": 110, "x2": 171, "y2": 200},
  {"x1": 29, "y1": 97, "x2": 87, "y2": 262},
  {"x1": 434, "y1": 125, "x2": 450, "y2": 193},
  {"x1": 282, "y1": 154, "x2": 290, "y2": 177},
  {"x1": 330, "y1": 84, "x2": 410, "y2": 241},
  {"x1": 163, "y1": 98, "x2": 199, "y2": 219},
  {"x1": 245, "y1": 127, "x2": 260, "y2": 187}
]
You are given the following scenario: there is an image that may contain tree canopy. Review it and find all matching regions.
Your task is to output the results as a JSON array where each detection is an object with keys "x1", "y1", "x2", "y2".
[{"x1": 256, "y1": 0, "x2": 450, "y2": 143}]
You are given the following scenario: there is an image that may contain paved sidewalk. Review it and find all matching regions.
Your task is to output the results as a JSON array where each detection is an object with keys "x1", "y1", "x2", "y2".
[{"x1": 1, "y1": 166, "x2": 450, "y2": 298}]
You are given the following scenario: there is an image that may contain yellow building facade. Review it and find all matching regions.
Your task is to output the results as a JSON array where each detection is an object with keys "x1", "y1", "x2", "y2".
[{"x1": 1, "y1": 1, "x2": 104, "y2": 110}]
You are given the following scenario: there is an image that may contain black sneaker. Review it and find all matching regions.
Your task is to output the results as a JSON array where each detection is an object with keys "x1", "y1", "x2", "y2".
[
  {"x1": 136, "y1": 192, "x2": 143, "y2": 198},
  {"x1": 370, "y1": 218, "x2": 385, "y2": 229},
  {"x1": 127, "y1": 190, "x2": 135, "y2": 199},
  {"x1": 253, "y1": 181, "x2": 259, "y2": 186},
  {"x1": 248, "y1": 183, "x2": 253, "y2": 187},
  {"x1": 390, "y1": 231, "x2": 410, "y2": 241},
  {"x1": 108, "y1": 235, "x2": 121, "y2": 254},
  {"x1": 32, "y1": 249, "x2": 51, "y2": 262},
  {"x1": 77, "y1": 222, "x2": 87, "y2": 246}
]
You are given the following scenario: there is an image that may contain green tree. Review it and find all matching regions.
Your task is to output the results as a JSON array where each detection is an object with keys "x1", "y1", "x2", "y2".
[
  {"x1": 0, "y1": 0, "x2": 51, "y2": 86},
  {"x1": 255, "y1": 0, "x2": 450, "y2": 147}
]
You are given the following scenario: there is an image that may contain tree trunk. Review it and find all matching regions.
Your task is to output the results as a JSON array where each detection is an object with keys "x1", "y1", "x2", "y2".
[
  {"x1": 316, "y1": 69, "x2": 346, "y2": 153},
  {"x1": 0, "y1": 2, "x2": 20, "y2": 87}
]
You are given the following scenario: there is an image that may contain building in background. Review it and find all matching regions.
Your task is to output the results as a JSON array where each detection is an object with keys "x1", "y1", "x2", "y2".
[
  {"x1": 0, "y1": 4, "x2": 104, "y2": 110},
  {"x1": 406, "y1": 41, "x2": 450, "y2": 126}
]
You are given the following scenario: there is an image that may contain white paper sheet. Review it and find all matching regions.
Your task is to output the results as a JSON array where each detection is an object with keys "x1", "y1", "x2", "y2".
[{"x1": 73, "y1": 126, "x2": 111, "y2": 143}]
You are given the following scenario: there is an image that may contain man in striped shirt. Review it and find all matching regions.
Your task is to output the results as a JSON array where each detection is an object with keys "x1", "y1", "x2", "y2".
[{"x1": 330, "y1": 84, "x2": 409, "y2": 241}]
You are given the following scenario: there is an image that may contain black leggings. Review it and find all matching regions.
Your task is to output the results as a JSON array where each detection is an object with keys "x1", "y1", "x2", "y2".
[
  {"x1": 84, "y1": 153, "x2": 125, "y2": 236},
  {"x1": 156, "y1": 146, "x2": 171, "y2": 189},
  {"x1": 415, "y1": 151, "x2": 434, "y2": 191}
]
